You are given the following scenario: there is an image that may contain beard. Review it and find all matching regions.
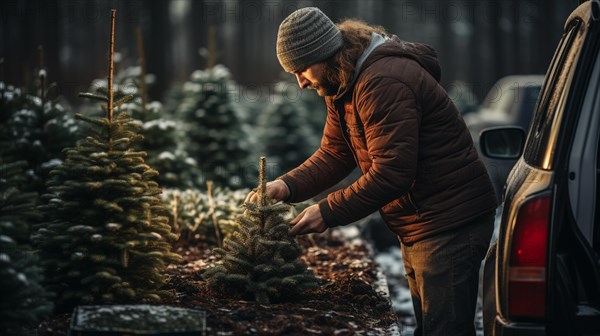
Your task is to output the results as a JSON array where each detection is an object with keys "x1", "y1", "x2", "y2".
[
  {"x1": 315, "y1": 61, "x2": 341, "y2": 97},
  {"x1": 312, "y1": 78, "x2": 339, "y2": 97}
]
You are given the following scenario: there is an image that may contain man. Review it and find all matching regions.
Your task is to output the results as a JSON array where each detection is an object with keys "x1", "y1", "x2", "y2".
[{"x1": 250, "y1": 7, "x2": 497, "y2": 335}]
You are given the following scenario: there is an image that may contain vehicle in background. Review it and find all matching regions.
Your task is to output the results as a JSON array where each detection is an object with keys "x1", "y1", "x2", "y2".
[
  {"x1": 464, "y1": 75, "x2": 544, "y2": 136},
  {"x1": 481, "y1": 1, "x2": 600, "y2": 335},
  {"x1": 465, "y1": 75, "x2": 544, "y2": 199}
]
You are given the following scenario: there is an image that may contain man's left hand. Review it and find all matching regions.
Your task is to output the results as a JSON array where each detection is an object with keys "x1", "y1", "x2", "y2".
[{"x1": 289, "y1": 204, "x2": 327, "y2": 236}]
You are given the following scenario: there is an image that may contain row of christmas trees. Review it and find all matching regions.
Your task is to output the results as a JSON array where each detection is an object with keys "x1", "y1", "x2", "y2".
[{"x1": 0, "y1": 10, "x2": 322, "y2": 334}]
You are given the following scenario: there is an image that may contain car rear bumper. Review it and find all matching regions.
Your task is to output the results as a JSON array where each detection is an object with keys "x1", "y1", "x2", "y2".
[{"x1": 494, "y1": 316, "x2": 545, "y2": 336}]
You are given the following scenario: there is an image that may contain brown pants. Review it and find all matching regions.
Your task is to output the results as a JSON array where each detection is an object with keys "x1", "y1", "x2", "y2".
[{"x1": 399, "y1": 212, "x2": 495, "y2": 336}]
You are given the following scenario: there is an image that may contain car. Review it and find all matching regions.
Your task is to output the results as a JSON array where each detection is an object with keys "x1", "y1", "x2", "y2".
[
  {"x1": 464, "y1": 74, "x2": 544, "y2": 134},
  {"x1": 464, "y1": 75, "x2": 544, "y2": 200},
  {"x1": 480, "y1": 1, "x2": 600, "y2": 335}
]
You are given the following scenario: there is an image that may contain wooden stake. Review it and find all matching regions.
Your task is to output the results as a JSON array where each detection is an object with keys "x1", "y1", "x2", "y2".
[
  {"x1": 172, "y1": 191, "x2": 180, "y2": 233},
  {"x1": 207, "y1": 25, "x2": 217, "y2": 70},
  {"x1": 107, "y1": 9, "x2": 116, "y2": 123},
  {"x1": 207, "y1": 180, "x2": 223, "y2": 248},
  {"x1": 37, "y1": 45, "x2": 46, "y2": 105},
  {"x1": 135, "y1": 25, "x2": 148, "y2": 121},
  {"x1": 258, "y1": 157, "x2": 267, "y2": 206}
]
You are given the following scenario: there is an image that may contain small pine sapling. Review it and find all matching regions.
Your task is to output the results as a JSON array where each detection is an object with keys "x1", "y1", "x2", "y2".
[{"x1": 203, "y1": 157, "x2": 319, "y2": 304}]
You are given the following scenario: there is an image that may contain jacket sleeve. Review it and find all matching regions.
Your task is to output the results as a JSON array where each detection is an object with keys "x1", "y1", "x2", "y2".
[
  {"x1": 278, "y1": 99, "x2": 356, "y2": 203},
  {"x1": 318, "y1": 77, "x2": 420, "y2": 226}
]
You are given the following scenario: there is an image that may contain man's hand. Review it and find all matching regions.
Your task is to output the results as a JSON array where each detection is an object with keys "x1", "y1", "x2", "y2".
[
  {"x1": 289, "y1": 204, "x2": 327, "y2": 236},
  {"x1": 245, "y1": 179, "x2": 290, "y2": 203}
]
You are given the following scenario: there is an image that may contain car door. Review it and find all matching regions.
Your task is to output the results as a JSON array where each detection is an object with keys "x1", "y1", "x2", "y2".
[{"x1": 548, "y1": 1, "x2": 600, "y2": 332}]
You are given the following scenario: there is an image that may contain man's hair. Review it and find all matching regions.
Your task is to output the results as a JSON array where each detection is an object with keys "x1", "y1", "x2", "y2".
[{"x1": 323, "y1": 19, "x2": 388, "y2": 94}]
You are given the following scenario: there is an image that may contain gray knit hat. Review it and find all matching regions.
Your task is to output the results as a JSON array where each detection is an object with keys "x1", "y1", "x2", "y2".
[{"x1": 276, "y1": 7, "x2": 343, "y2": 73}]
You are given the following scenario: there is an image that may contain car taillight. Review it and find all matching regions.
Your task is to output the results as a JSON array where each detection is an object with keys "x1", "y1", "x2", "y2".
[{"x1": 508, "y1": 195, "x2": 551, "y2": 319}]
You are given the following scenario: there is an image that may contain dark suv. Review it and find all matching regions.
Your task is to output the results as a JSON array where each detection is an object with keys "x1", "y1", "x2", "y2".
[{"x1": 480, "y1": 1, "x2": 600, "y2": 335}]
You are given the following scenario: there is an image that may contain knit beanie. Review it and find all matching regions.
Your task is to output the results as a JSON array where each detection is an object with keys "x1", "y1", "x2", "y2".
[{"x1": 276, "y1": 7, "x2": 343, "y2": 73}]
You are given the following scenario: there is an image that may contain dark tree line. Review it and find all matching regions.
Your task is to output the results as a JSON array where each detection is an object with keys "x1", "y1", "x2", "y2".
[{"x1": 0, "y1": 0, "x2": 577, "y2": 106}]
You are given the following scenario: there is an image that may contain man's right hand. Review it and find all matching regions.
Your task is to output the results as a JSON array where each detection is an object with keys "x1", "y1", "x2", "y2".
[{"x1": 245, "y1": 179, "x2": 290, "y2": 203}]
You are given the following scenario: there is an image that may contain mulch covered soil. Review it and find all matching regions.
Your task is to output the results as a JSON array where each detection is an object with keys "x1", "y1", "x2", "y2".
[{"x1": 36, "y1": 231, "x2": 399, "y2": 335}]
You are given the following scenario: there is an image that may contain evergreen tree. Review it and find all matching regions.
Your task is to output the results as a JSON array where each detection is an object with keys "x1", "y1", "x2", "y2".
[
  {"x1": 87, "y1": 62, "x2": 199, "y2": 189},
  {"x1": 0, "y1": 161, "x2": 52, "y2": 333},
  {"x1": 127, "y1": 98, "x2": 200, "y2": 189},
  {"x1": 203, "y1": 157, "x2": 319, "y2": 304},
  {"x1": 0, "y1": 70, "x2": 79, "y2": 196},
  {"x1": 258, "y1": 82, "x2": 320, "y2": 177},
  {"x1": 176, "y1": 65, "x2": 253, "y2": 189},
  {"x1": 33, "y1": 10, "x2": 181, "y2": 310}
]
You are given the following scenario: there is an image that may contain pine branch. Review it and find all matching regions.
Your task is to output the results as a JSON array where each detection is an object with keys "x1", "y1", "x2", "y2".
[
  {"x1": 78, "y1": 92, "x2": 109, "y2": 102},
  {"x1": 113, "y1": 94, "x2": 135, "y2": 109}
]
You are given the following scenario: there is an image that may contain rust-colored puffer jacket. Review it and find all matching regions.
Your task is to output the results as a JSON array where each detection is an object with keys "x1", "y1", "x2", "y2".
[{"x1": 279, "y1": 35, "x2": 498, "y2": 243}]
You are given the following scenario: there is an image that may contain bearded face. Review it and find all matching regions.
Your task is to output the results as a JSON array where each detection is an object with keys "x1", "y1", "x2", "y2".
[{"x1": 293, "y1": 62, "x2": 340, "y2": 97}]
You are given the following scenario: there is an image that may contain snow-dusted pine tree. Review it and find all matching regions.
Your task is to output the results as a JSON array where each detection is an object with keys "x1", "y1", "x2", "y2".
[
  {"x1": 258, "y1": 82, "x2": 320, "y2": 177},
  {"x1": 203, "y1": 157, "x2": 319, "y2": 304},
  {"x1": 0, "y1": 161, "x2": 52, "y2": 333},
  {"x1": 176, "y1": 65, "x2": 253, "y2": 189},
  {"x1": 0, "y1": 68, "x2": 79, "y2": 196},
  {"x1": 33, "y1": 10, "x2": 181, "y2": 310}
]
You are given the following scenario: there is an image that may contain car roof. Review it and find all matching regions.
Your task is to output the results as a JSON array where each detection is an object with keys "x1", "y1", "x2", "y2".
[{"x1": 493, "y1": 75, "x2": 545, "y2": 87}]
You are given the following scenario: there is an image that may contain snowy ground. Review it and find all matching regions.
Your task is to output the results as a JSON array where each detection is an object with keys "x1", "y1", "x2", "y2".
[{"x1": 372, "y1": 210, "x2": 501, "y2": 336}]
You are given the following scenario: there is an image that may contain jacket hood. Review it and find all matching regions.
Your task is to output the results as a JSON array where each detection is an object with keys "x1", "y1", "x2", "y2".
[
  {"x1": 334, "y1": 35, "x2": 441, "y2": 100},
  {"x1": 367, "y1": 35, "x2": 442, "y2": 83}
]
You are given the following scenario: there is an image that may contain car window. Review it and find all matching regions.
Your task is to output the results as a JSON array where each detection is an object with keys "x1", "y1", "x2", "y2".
[
  {"x1": 523, "y1": 19, "x2": 585, "y2": 169},
  {"x1": 487, "y1": 86, "x2": 515, "y2": 114},
  {"x1": 516, "y1": 86, "x2": 542, "y2": 128}
]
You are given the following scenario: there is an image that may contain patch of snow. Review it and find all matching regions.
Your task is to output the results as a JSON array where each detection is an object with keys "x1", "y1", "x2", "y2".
[
  {"x1": 158, "y1": 151, "x2": 175, "y2": 160},
  {"x1": 183, "y1": 81, "x2": 202, "y2": 93},
  {"x1": 30, "y1": 96, "x2": 42, "y2": 107},
  {"x1": 72, "y1": 305, "x2": 207, "y2": 333},
  {"x1": 0, "y1": 235, "x2": 15, "y2": 244},
  {"x1": 67, "y1": 225, "x2": 95, "y2": 233},
  {"x1": 144, "y1": 119, "x2": 176, "y2": 131},
  {"x1": 147, "y1": 101, "x2": 162, "y2": 111},
  {"x1": 41, "y1": 158, "x2": 63, "y2": 170},
  {"x1": 105, "y1": 223, "x2": 122, "y2": 231},
  {"x1": 0, "y1": 253, "x2": 11, "y2": 263},
  {"x1": 90, "y1": 152, "x2": 108, "y2": 159},
  {"x1": 17, "y1": 272, "x2": 28, "y2": 284}
]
